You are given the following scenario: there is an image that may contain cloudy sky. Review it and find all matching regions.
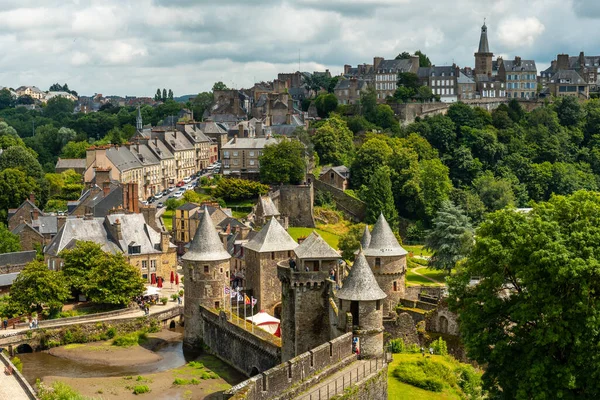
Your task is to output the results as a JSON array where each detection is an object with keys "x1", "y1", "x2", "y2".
[{"x1": 0, "y1": 0, "x2": 598, "y2": 97}]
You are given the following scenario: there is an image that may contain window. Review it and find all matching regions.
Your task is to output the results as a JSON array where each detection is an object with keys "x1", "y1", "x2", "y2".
[
  {"x1": 150, "y1": 260, "x2": 156, "y2": 272},
  {"x1": 142, "y1": 260, "x2": 148, "y2": 269},
  {"x1": 215, "y1": 301, "x2": 220, "y2": 309},
  {"x1": 220, "y1": 267, "x2": 223, "y2": 273},
  {"x1": 376, "y1": 300, "x2": 381, "y2": 310},
  {"x1": 128, "y1": 244, "x2": 141, "y2": 254},
  {"x1": 223, "y1": 151, "x2": 230, "y2": 159},
  {"x1": 271, "y1": 252, "x2": 275, "y2": 260},
  {"x1": 233, "y1": 151, "x2": 238, "y2": 157},
  {"x1": 375, "y1": 258, "x2": 381, "y2": 268},
  {"x1": 393, "y1": 281, "x2": 398, "y2": 291},
  {"x1": 249, "y1": 151, "x2": 255, "y2": 157},
  {"x1": 204, "y1": 265, "x2": 209, "y2": 273},
  {"x1": 249, "y1": 160, "x2": 255, "y2": 166}
]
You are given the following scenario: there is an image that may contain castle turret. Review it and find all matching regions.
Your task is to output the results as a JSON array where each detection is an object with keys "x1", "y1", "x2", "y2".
[
  {"x1": 136, "y1": 105, "x2": 143, "y2": 131},
  {"x1": 278, "y1": 231, "x2": 341, "y2": 361},
  {"x1": 474, "y1": 21, "x2": 494, "y2": 76},
  {"x1": 336, "y1": 250, "x2": 386, "y2": 358},
  {"x1": 182, "y1": 206, "x2": 231, "y2": 347},
  {"x1": 363, "y1": 213, "x2": 407, "y2": 316},
  {"x1": 244, "y1": 217, "x2": 298, "y2": 314},
  {"x1": 360, "y1": 225, "x2": 371, "y2": 249}
]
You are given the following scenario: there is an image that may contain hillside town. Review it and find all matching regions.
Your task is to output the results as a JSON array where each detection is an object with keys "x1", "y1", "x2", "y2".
[{"x1": 0, "y1": 4, "x2": 599, "y2": 400}]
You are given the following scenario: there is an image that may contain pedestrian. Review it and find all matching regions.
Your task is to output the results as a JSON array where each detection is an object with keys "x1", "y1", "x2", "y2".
[
  {"x1": 305, "y1": 265, "x2": 309, "y2": 272},
  {"x1": 421, "y1": 347, "x2": 425, "y2": 357},
  {"x1": 288, "y1": 257, "x2": 296, "y2": 271},
  {"x1": 429, "y1": 347, "x2": 434, "y2": 355},
  {"x1": 3, "y1": 319, "x2": 7, "y2": 330},
  {"x1": 177, "y1": 295, "x2": 182, "y2": 305},
  {"x1": 145, "y1": 305, "x2": 149, "y2": 316}
]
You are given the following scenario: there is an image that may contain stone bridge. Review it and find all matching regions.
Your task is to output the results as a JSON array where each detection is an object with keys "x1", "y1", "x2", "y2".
[{"x1": 0, "y1": 305, "x2": 184, "y2": 355}]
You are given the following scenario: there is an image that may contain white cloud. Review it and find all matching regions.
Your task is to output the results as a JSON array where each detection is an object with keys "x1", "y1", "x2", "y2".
[
  {"x1": 497, "y1": 17, "x2": 546, "y2": 49},
  {"x1": 71, "y1": 51, "x2": 91, "y2": 66}
]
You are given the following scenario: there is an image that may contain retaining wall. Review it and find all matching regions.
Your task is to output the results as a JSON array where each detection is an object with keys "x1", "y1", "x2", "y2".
[
  {"x1": 0, "y1": 352, "x2": 37, "y2": 399},
  {"x1": 310, "y1": 175, "x2": 366, "y2": 222}
]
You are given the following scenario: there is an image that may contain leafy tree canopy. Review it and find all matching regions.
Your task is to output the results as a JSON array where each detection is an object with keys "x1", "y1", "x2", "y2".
[
  {"x1": 259, "y1": 139, "x2": 306, "y2": 185},
  {"x1": 9, "y1": 261, "x2": 70, "y2": 315},
  {"x1": 0, "y1": 222, "x2": 20, "y2": 254},
  {"x1": 84, "y1": 253, "x2": 145, "y2": 306}
]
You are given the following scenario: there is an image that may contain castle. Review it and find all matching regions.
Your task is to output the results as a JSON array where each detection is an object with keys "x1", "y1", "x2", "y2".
[{"x1": 184, "y1": 208, "x2": 406, "y2": 349}]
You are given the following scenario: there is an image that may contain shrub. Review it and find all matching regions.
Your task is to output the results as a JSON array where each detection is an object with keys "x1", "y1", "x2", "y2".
[
  {"x1": 188, "y1": 361, "x2": 204, "y2": 368},
  {"x1": 389, "y1": 338, "x2": 405, "y2": 354},
  {"x1": 37, "y1": 381, "x2": 89, "y2": 400},
  {"x1": 133, "y1": 385, "x2": 150, "y2": 395},
  {"x1": 113, "y1": 331, "x2": 147, "y2": 347},
  {"x1": 160, "y1": 297, "x2": 168, "y2": 305},
  {"x1": 173, "y1": 378, "x2": 189, "y2": 385},
  {"x1": 171, "y1": 294, "x2": 178, "y2": 301},
  {"x1": 105, "y1": 327, "x2": 117, "y2": 339},
  {"x1": 393, "y1": 361, "x2": 446, "y2": 392},
  {"x1": 11, "y1": 356, "x2": 22, "y2": 372},
  {"x1": 179, "y1": 290, "x2": 184, "y2": 296},
  {"x1": 212, "y1": 178, "x2": 269, "y2": 201},
  {"x1": 47, "y1": 340, "x2": 61, "y2": 348},
  {"x1": 405, "y1": 343, "x2": 421, "y2": 353},
  {"x1": 455, "y1": 365, "x2": 483, "y2": 398},
  {"x1": 148, "y1": 319, "x2": 160, "y2": 333},
  {"x1": 430, "y1": 337, "x2": 448, "y2": 356}
]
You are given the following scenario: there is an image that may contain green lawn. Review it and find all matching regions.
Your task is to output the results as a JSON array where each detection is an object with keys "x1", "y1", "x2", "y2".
[
  {"x1": 406, "y1": 266, "x2": 448, "y2": 286},
  {"x1": 288, "y1": 227, "x2": 340, "y2": 249},
  {"x1": 388, "y1": 354, "x2": 464, "y2": 400},
  {"x1": 162, "y1": 210, "x2": 174, "y2": 231},
  {"x1": 403, "y1": 244, "x2": 432, "y2": 257}
]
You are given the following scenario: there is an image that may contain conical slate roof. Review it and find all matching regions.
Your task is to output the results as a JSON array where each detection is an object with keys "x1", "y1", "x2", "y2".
[
  {"x1": 182, "y1": 206, "x2": 231, "y2": 262},
  {"x1": 243, "y1": 217, "x2": 298, "y2": 253},
  {"x1": 477, "y1": 22, "x2": 490, "y2": 53},
  {"x1": 360, "y1": 225, "x2": 371, "y2": 249},
  {"x1": 336, "y1": 251, "x2": 386, "y2": 301},
  {"x1": 363, "y1": 213, "x2": 407, "y2": 257},
  {"x1": 257, "y1": 195, "x2": 279, "y2": 217},
  {"x1": 294, "y1": 231, "x2": 340, "y2": 260}
]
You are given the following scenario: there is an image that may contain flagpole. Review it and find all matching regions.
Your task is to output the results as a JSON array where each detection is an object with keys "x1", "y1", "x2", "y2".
[
  {"x1": 237, "y1": 290, "x2": 240, "y2": 325},
  {"x1": 244, "y1": 291, "x2": 247, "y2": 327},
  {"x1": 251, "y1": 297, "x2": 254, "y2": 333}
]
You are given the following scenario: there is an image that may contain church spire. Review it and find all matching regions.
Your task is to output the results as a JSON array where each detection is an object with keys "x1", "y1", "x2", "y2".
[
  {"x1": 136, "y1": 105, "x2": 142, "y2": 131},
  {"x1": 477, "y1": 19, "x2": 490, "y2": 54}
]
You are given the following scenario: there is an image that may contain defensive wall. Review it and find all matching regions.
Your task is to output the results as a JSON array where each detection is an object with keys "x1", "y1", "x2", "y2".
[
  {"x1": 198, "y1": 306, "x2": 282, "y2": 377},
  {"x1": 309, "y1": 174, "x2": 366, "y2": 222},
  {"x1": 223, "y1": 332, "x2": 358, "y2": 399},
  {"x1": 0, "y1": 352, "x2": 37, "y2": 399},
  {"x1": 270, "y1": 185, "x2": 315, "y2": 227}
]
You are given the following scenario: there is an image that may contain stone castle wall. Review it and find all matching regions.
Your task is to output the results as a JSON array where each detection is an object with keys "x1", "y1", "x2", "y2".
[
  {"x1": 310, "y1": 174, "x2": 366, "y2": 222},
  {"x1": 274, "y1": 185, "x2": 315, "y2": 227},
  {"x1": 199, "y1": 307, "x2": 281, "y2": 377}
]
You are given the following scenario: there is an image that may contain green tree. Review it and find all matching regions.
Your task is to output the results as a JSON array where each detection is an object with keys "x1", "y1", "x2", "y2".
[
  {"x1": 84, "y1": 253, "x2": 145, "y2": 306},
  {"x1": 314, "y1": 93, "x2": 338, "y2": 118},
  {"x1": 192, "y1": 92, "x2": 213, "y2": 121},
  {"x1": 350, "y1": 137, "x2": 393, "y2": 188},
  {"x1": 418, "y1": 158, "x2": 452, "y2": 220},
  {"x1": 61, "y1": 141, "x2": 89, "y2": 158},
  {"x1": 395, "y1": 52, "x2": 411, "y2": 60},
  {"x1": 59, "y1": 241, "x2": 105, "y2": 296},
  {"x1": 44, "y1": 97, "x2": 75, "y2": 118},
  {"x1": 338, "y1": 223, "x2": 366, "y2": 260},
  {"x1": 425, "y1": 201, "x2": 473, "y2": 273},
  {"x1": 415, "y1": 50, "x2": 432, "y2": 67},
  {"x1": 0, "y1": 223, "x2": 20, "y2": 254},
  {"x1": 363, "y1": 166, "x2": 398, "y2": 229},
  {"x1": 374, "y1": 104, "x2": 398, "y2": 131},
  {"x1": 555, "y1": 95, "x2": 585, "y2": 127},
  {"x1": 259, "y1": 139, "x2": 306, "y2": 184},
  {"x1": 359, "y1": 87, "x2": 377, "y2": 122},
  {"x1": 396, "y1": 72, "x2": 420, "y2": 91},
  {"x1": 212, "y1": 82, "x2": 229, "y2": 91},
  {"x1": 168, "y1": 89, "x2": 174, "y2": 100},
  {"x1": 16, "y1": 95, "x2": 34, "y2": 105},
  {"x1": 212, "y1": 177, "x2": 270, "y2": 201},
  {"x1": 0, "y1": 88, "x2": 14, "y2": 110},
  {"x1": 0, "y1": 121, "x2": 26, "y2": 150},
  {"x1": 0, "y1": 146, "x2": 43, "y2": 179},
  {"x1": 154, "y1": 89, "x2": 161, "y2": 101},
  {"x1": 472, "y1": 171, "x2": 515, "y2": 212},
  {"x1": 162, "y1": 88, "x2": 167, "y2": 102},
  {"x1": 9, "y1": 261, "x2": 70, "y2": 315},
  {"x1": 312, "y1": 114, "x2": 354, "y2": 166},
  {"x1": 0, "y1": 168, "x2": 39, "y2": 220},
  {"x1": 448, "y1": 191, "x2": 600, "y2": 398},
  {"x1": 105, "y1": 127, "x2": 124, "y2": 145}
]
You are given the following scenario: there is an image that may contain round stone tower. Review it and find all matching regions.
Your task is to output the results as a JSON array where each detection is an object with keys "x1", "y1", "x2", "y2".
[
  {"x1": 336, "y1": 250, "x2": 386, "y2": 358},
  {"x1": 182, "y1": 206, "x2": 231, "y2": 348},
  {"x1": 363, "y1": 213, "x2": 407, "y2": 316}
]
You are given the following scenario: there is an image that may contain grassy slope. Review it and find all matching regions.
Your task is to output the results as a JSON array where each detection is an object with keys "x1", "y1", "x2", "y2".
[
  {"x1": 388, "y1": 354, "x2": 464, "y2": 400},
  {"x1": 288, "y1": 227, "x2": 340, "y2": 249},
  {"x1": 406, "y1": 267, "x2": 448, "y2": 286},
  {"x1": 162, "y1": 210, "x2": 174, "y2": 232}
]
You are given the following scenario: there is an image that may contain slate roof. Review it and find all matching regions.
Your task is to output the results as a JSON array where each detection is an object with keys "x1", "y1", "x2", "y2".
[
  {"x1": 0, "y1": 272, "x2": 20, "y2": 287},
  {"x1": 257, "y1": 196, "x2": 279, "y2": 217},
  {"x1": 217, "y1": 217, "x2": 246, "y2": 231},
  {"x1": 105, "y1": 214, "x2": 163, "y2": 254},
  {"x1": 182, "y1": 206, "x2": 231, "y2": 262},
  {"x1": 457, "y1": 72, "x2": 475, "y2": 84},
  {"x1": 243, "y1": 217, "x2": 298, "y2": 253},
  {"x1": 360, "y1": 225, "x2": 371, "y2": 249},
  {"x1": 106, "y1": 147, "x2": 142, "y2": 172},
  {"x1": 11, "y1": 222, "x2": 43, "y2": 238},
  {"x1": 550, "y1": 69, "x2": 587, "y2": 84},
  {"x1": 0, "y1": 250, "x2": 36, "y2": 267},
  {"x1": 147, "y1": 137, "x2": 174, "y2": 160},
  {"x1": 334, "y1": 78, "x2": 369, "y2": 91},
  {"x1": 32, "y1": 215, "x2": 58, "y2": 235},
  {"x1": 8, "y1": 200, "x2": 43, "y2": 220},
  {"x1": 336, "y1": 251, "x2": 386, "y2": 301},
  {"x1": 417, "y1": 66, "x2": 455, "y2": 78},
  {"x1": 376, "y1": 59, "x2": 413, "y2": 73},
  {"x1": 164, "y1": 130, "x2": 195, "y2": 151},
  {"x1": 129, "y1": 144, "x2": 160, "y2": 166},
  {"x1": 294, "y1": 231, "x2": 340, "y2": 260},
  {"x1": 363, "y1": 213, "x2": 407, "y2": 257},
  {"x1": 196, "y1": 121, "x2": 228, "y2": 135},
  {"x1": 183, "y1": 125, "x2": 212, "y2": 143},
  {"x1": 477, "y1": 23, "x2": 490, "y2": 53},
  {"x1": 45, "y1": 218, "x2": 120, "y2": 256},
  {"x1": 320, "y1": 166, "x2": 349, "y2": 179},
  {"x1": 55, "y1": 158, "x2": 86, "y2": 170},
  {"x1": 222, "y1": 137, "x2": 282, "y2": 150},
  {"x1": 177, "y1": 202, "x2": 200, "y2": 212},
  {"x1": 502, "y1": 59, "x2": 537, "y2": 72}
]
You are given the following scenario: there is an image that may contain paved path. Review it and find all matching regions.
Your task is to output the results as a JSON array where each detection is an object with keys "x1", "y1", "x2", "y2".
[
  {"x1": 411, "y1": 266, "x2": 445, "y2": 286},
  {"x1": 0, "y1": 368, "x2": 30, "y2": 400}
]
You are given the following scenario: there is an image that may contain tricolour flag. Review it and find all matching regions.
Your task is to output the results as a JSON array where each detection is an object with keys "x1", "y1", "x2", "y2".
[
  {"x1": 251, "y1": 297, "x2": 257, "y2": 306},
  {"x1": 224, "y1": 286, "x2": 231, "y2": 296},
  {"x1": 237, "y1": 293, "x2": 244, "y2": 302},
  {"x1": 244, "y1": 294, "x2": 251, "y2": 305}
]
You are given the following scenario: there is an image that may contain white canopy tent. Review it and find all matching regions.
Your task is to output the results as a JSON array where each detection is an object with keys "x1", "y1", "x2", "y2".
[{"x1": 246, "y1": 311, "x2": 280, "y2": 335}]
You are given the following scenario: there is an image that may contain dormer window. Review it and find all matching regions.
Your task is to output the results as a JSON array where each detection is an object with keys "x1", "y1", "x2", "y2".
[{"x1": 128, "y1": 244, "x2": 141, "y2": 254}]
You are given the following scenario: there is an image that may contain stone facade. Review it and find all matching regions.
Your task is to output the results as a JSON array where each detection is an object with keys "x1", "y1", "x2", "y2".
[
  {"x1": 245, "y1": 249, "x2": 294, "y2": 314},
  {"x1": 13, "y1": 223, "x2": 44, "y2": 251},
  {"x1": 276, "y1": 184, "x2": 315, "y2": 228},
  {"x1": 365, "y1": 254, "x2": 406, "y2": 315},
  {"x1": 383, "y1": 312, "x2": 420, "y2": 345},
  {"x1": 425, "y1": 300, "x2": 460, "y2": 336},
  {"x1": 337, "y1": 298, "x2": 385, "y2": 359}
]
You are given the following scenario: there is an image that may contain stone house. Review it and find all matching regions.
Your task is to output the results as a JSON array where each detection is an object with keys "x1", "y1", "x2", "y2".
[
  {"x1": 547, "y1": 69, "x2": 590, "y2": 98},
  {"x1": 0, "y1": 251, "x2": 37, "y2": 294},
  {"x1": 196, "y1": 121, "x2": 229, "y2": 153},
  {"x1": 319, "y1": 166, "x2": 350, "y2": 191},
  {"x1": 127, "y1": 143, "x2": 162, "y2": 198},
  {"x1": 253, "y1": 195, "x2": 286, "y2": 228},
  {"x1": 7, "y1": 194, "x2": 43, "y2": 231},
  {"x1": 172, "y1": 203, "x2": 231, "y2": 252},
  {"x1": 44, "y1": 213, "x2": 176, "y2": 283},
  {"x1": 143, "y1": 136, "x2": 177, "y2": 189},
  {"x1": 457, "y1": 72, "x2": 476, "y2": 100},
  {"x1": 84, "y1": 146, "x2": 145, "y2": 199},
  {"x1": 15, "y1": 86, "x2": 44, "y2": 100},
  {"x1": 497, "y1": 56, "x2": 537, "y2": 99},
  {"x1": 11, "y1": 222, "x2": 44, "y2": 251},
  {"x1": 418, "y1": 66, "x2": 459, "y2": 103},
  {"x1": 178, "y1": 123, "x2": 216, "y2": 170},
  {"x1": 221, "y1": 136, "x2": 282, "y2": 179},
  {"x1": 374, "y1": 56, "x2": 419, "y2": 101},
  {"x1": 334, "y1": 77, "x2": 370, "y2": 105},
  {"x1": 243, "y1": 217, "x2": 298, "y2": 314},
  {"x1": 55, "y1": 158, "x2": 86, "y2": 175},
  {"x1": 160, "y1": 129, "x2": 196, "y2": 181}
]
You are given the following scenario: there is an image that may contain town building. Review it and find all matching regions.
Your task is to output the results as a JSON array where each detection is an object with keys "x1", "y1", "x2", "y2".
[
  {"x1": 333, "y1": 77, "x2": 370, "y2": 105},
  {"x1": 474, "y1": 22, "x2": 493, "y2": 77},
  {"x1": 547, "y1": 69, "x2": 590, "y2": 98},
  {"x1": 55, "y1": 158, "x2": 86, "y2": 175},
  {"x1": 15, "y1": 86, "x2": 44, "y2": 100},
  {"x1": 172, "y1": 203, "x2": 230, "y2": 250},
  {"x1": 497, "y1": 57, "x2": 537, "y2": 99},
  {"x1": 373, "y1": 56, "x2": 419, "y2": 101},
  {"x1": 319, "y1": 166, "x2": 350, "y2": 191},
  {"x1": 457, "y1": 72, "x2": 476, "y2": 100},
  {"x1": 221, "y1": 136, "x2": 282, "y2": 178},
  {"x1": 84, "y1": 146, "x2": 145, "y2": 198},
  {"x1": 418, "y1": 66, "x2": 458, "y2": 103},
  {"x1": 253, "y1": 195, "x2": 284, "y2": 228},
  {"x1": 44, "y1": 91, "x2": 78, "y2": 103},
  {"x1": 0, "y1": 251, "x2": 37, "y2": 294},
  {"x1": 7, "y1": 194, "x2": 43, "y2": 231}
]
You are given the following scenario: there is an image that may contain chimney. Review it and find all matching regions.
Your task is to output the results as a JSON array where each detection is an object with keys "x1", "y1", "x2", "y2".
[
  {"x1": 160, "y1": 229, "x2": 171, "y2": 252},
  {"x1": 238, "y1": 123, "x2": 244, "y2": 138},
  {"x1": 84, "y1": 213, "x2": 94, "y2": 220},
  {"x1": 514, "y1": 56, "x2": 522, "y2": 66},
  {"x1": 373, "y1": 57, "x2": 384, "y2": 72},
  {"x1": 57, "y1": 215, "x2": 66, "y2": 231},
  {"x1": 233, "y1": 135, "x2": 237, "y2": 144},
  {"x1": 32, "y1": 208, "x2": 39, "y2": 221},
  {"x1": 256, "y1": 121, "x2": 263, "y2": 137},
  {"x1": 29, "y1": 193, "x2": 36, "y2": 205},
  {"x1": 94, "y1": 167, "x2": 111, "y2": 186},
  {"x1": 288, "y1": 97, "x2": 294, "y2": 112},
  {"x1": 103, "y1": 181, "x2": 111, "y2": 197},
  {"x1": 557, "y1": 54, "x2": 569, "y2": 70},
  {"x1": 141, "y1": 205, "x2": 158, "y2": 230},
  {"x1": 286, "y1": 113, "x2": 292, "y2": 125},
  {"x1": 410, "y1": 55, "x2": 420, "y2": 71},
  {"x1": 344, "y1": 64, "x2": 351, "y2": 74},
  {"x1": 240, "y1": 225, "x2": 250, "y2": 240},
  {"x1": 114, "y1": 218, "x2": 122, "y2": 240},
  {"x1": 154, "y1": 138, "x2": 158, "y2": 147}
]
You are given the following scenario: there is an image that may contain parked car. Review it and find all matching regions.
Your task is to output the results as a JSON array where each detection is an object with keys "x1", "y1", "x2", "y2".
[
  {"x1": 168, "y1": 186, "x2": 175, "y2": 192},
  {"x1": 154, "y1": 193, "x2": 163, "y2": 200},
  {"x1": 168, "y1": 194, "x2": 175, "y2": 199},
  {"x1": 206, "y1": 165, "x2": 214, "y2": 171},
  {"x1": 157, "y1": 202, "x2": 164, "y2": 208},
  {"x1": 141, "y1": 200, "x2": 149, "y2": 205},
  {"x1": 173, "y1": 191, "x2": 183, "y2": 198},
  {"x1": 183, "y1": 176, "x2": 192, "y2": 184},
  {"x1": 176, "y1": 181, "x2": 185, "y2": 187},
  {"x1": 162, "y1": 189, "x2": 169, "y2": 196}
]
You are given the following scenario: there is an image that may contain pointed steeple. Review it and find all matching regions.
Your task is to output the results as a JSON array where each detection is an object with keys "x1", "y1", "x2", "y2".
[
  {"x1": 477, "y1": 20, "x2": 490, "y2": 54},
  {"x1": 136, "y1": 105, "x2": 143, "y2": 131},
  {"x1": 182, "y1": 206, "x2": 231, "y2": 262},
  {"x1": 336, "y1": 250, "x2": 386, "y2": 301},
  {"x1": 364, "y1": 213, "x2": 407, "y2": 257},
  {"x1": 243, "y1": 217, "x2": 298, "y2": 253},
  {"x1": 360, "y1": 225, "x2": 371, "y2": 249}
]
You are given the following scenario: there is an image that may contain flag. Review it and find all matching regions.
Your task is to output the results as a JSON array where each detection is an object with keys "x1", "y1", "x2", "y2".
[
  {"x1": 224, "y1": 286, "x2": 231, "y2": 296},
  {"x1": 251, "y1": 297, "x2": 257, "y2": 306},
  {"x1": 244, "y1": 294, "x2": 250, "y2": 305},
  {"x1": 230, "y1": 290, "x2": 237, "y2": 298},
  {"x1": 237, "y1": 293, "x2": 243, "y2": 302}
]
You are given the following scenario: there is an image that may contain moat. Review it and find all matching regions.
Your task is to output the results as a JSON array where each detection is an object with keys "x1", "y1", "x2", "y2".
[{"x1": 18, "y1": 328, "x2": 245, "y2": 400}]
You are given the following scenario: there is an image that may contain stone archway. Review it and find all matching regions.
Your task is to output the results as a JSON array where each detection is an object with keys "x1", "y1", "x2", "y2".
[
  {"x1": 16, "y1": 343, "x2": 33, "y2": 354},
  {"x1": 439, "y1": 315, "x2": 449, "y2": 334},
  {"x1": 249, "y1": 367, "x2": 260, "y2": 377},
  {"x1": 273, "y1": 303, "x2": 282, "y2": 320}
]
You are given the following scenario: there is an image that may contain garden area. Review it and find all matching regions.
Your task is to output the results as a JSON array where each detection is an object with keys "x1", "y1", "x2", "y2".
[{"x1": 288, "y1": 227, "x2": 340, "y2": 249}]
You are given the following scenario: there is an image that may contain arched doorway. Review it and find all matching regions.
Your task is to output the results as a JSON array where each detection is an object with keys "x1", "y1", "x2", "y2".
[
  {"x1": 249, "y1": 367, "x2": 260, "y2": 376},
  {"x1": 16, "y1": 343, "x2": 33, "y2": 354},
  {"x1": 273, "y1": 303, "x2": 282, "y2": 319},
  {"x1": 439, "y1": 316, "x2": 448, "y2": 334}
]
